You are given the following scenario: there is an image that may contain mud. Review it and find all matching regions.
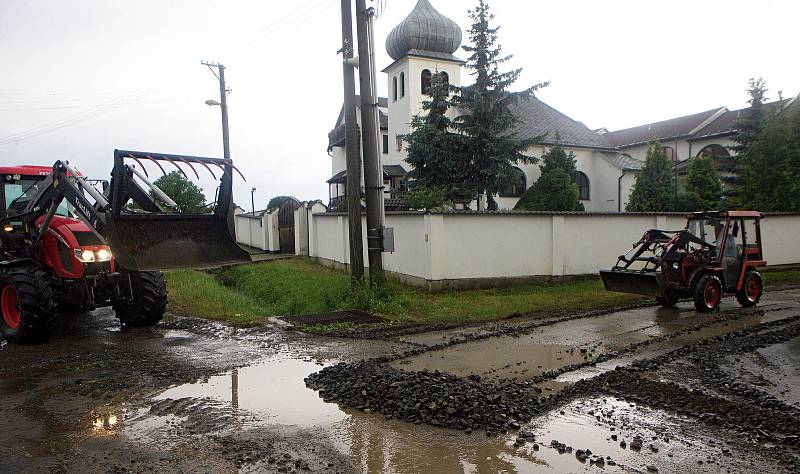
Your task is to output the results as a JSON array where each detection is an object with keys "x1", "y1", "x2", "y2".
[{"x1": 2, "y1": 288, "x2": 800, "y2": 472}]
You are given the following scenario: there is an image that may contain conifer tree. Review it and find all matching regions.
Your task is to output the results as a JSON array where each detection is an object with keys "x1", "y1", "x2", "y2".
[
  {"x1": 626, "y1": 142, "x2": 676, "y2": 212},
  {"x1": 515, "y1": 144, "x2": 580, "y2": 211},
  {"x1": 686, "y1": 155, "x2": 722, "y2": 210},
  {"x1": 404, "y1": 72, "x2": 474, "y2": 202},
  {"x1": 452, "y1": 0, "x2": 548, "y2": 210}
]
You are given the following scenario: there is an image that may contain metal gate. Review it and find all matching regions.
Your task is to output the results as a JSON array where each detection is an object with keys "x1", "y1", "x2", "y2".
[{"x1": 278, "y1": 198, "x2": 300, "y2": 254}]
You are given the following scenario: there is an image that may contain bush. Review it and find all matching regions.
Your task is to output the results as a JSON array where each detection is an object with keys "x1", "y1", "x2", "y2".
[
  {"x1": 515, "y1": 168, "x2": 579, "y2": 211},
  {"x1": 405, "y1": 187, "x2": 450, "y2": 210}
]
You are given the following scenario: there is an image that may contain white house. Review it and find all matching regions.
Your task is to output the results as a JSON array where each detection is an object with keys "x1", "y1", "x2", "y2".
[{"x1": 326, "y1": 0, "x2": 798, "y2": 213}]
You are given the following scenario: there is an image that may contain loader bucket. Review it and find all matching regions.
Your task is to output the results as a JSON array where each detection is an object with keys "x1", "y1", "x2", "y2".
[
  {"x1": 105, "y1": 149, "x2": 251, "y2": 271},
  {"x1": 104, "y1": 214, "x2": 251, "y2": 271},
  {"x1": 600, "y1": 270, "x2": 665, "y2": 298}
]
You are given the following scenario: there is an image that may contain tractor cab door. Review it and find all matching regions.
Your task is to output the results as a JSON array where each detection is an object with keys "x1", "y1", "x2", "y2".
[{"x1": 720, "y1": 219, "x2": 744, "y2": 291}]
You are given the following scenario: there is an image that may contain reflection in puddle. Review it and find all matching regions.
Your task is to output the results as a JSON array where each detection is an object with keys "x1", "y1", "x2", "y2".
[{"x1": 155, "y1": 358, "x2": 346, "y2": 427}]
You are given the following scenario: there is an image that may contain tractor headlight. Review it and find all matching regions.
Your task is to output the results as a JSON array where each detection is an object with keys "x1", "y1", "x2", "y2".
[
  {"x1": 95, "y1": 249, "x2": 112, "y2": 262},
  {"x1": 74, "y1": 249, "x2": 96, "y2": 262}
]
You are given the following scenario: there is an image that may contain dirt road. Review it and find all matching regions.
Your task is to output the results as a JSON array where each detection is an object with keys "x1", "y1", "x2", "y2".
[{"x1": 2, "y1": 289, "x2": 800, "y2": 473}]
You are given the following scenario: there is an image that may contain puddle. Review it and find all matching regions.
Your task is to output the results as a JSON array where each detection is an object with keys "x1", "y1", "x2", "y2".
[{"x1": 154, "y1": 358, "x2": 345, "y2": 427}]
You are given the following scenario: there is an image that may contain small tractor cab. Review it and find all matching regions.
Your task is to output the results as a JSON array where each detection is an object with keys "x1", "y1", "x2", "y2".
[{"x1": 600, "y1": 211, "x2": 766, "y2": 312}]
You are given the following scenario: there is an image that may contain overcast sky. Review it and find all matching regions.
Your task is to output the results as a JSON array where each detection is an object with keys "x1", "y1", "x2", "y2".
[{"x1": 1, "y1": 0, "x2": 797, "y2": 207}]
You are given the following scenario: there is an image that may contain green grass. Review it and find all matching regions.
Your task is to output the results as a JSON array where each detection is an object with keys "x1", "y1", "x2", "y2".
[
  {"x1": 763, "y1": 269, "x2": 800, "y2": 286},
  {"x1": 165, "y1": 259, "x2": 800, "y2": 329}
]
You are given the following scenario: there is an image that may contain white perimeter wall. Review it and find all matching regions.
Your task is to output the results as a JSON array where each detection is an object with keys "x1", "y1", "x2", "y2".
[{"x1": 308, "y1": 212, "x2": 800, "y2": 285}]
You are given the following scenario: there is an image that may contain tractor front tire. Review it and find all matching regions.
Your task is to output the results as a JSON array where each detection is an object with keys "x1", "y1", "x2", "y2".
[
  {"x1": 736, "y1": 270, "x2": 763, "y2": 308},
  {"x1": 0, "y1": 265, "x2": 57, "y2": 343},
  {"x1": 113, "y1": 271, "x2": 167, "y2": 327},
  {"x1": 693, "y1": 274, "x2": 723, "y2": 313}
]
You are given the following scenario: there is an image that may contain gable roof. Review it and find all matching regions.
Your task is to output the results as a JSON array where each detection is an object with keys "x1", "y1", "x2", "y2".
[
  {"x1": 690, "y1": 98, "x2": 797, "y2": 141},
  {"x1": 603, "y1": 107, "x2": 726, "y2": 148}
]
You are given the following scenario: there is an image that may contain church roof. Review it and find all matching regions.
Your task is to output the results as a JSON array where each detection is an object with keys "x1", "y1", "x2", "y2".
[
  {"x1": 603, "y1": 107, "x2": 725, "y2": 148},
  {"x1": 385, "y1": 0, "x2": 462, "y2": 62},
  {"x1": 508, "y1": 95, "x2": 615, "y2": 149}
]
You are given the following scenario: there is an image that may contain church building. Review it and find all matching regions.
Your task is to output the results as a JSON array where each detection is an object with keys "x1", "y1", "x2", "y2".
[{"x1": 326, "y1": 0, "x2": 797, "y2": 212}]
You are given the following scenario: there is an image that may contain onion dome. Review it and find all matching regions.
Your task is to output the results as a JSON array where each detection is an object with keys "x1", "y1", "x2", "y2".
[{"x1": 385, "y1": 0, "x2": 462, "y2": 61}]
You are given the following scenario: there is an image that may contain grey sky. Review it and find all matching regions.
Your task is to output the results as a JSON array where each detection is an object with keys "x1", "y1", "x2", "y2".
[{"x1": 1, "y1": 0, "x2": 797, "y2": 207}]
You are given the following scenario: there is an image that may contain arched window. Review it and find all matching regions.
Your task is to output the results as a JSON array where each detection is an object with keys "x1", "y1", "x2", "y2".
[
  {"x1": 499, "y1": 167, "x2": 526, "y2": 197},
  {"x1": 421, "y1": 69, "x2": 432, "y2": 94},
  {"x1": 392, "y1": 76, "x2": 397, "y2": 101},
  {"x1": 574, "y1": 171, "x2": 590, "y2": 200},
  {"x1": 440, "y1": 71, "x2": 449, "y2": 88},
  {"x1": 400, "y1": 72, "x2": 405, "y2": 97}
]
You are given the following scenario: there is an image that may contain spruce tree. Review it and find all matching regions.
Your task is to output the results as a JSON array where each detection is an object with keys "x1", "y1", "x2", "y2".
[
  {"x1": 728, "y1": 78, "x2": 768, "y2": 207},
  {"x1": 404, "y1": 72, "x2": 475, "y2": 202},
  {"x1": 735, "y1": 104, "x2": 800, "y2": 211},
  {"x1": 626, "y1": 142, "x2": 676, "y2": 212},
  {"x1": 686, "y1": 155, "x2": 722, "y2": 210},
  {"x1": 452, "y1": 0, "x2": 548, "y2": 210},
  {"x1": 515, "y1": 144, "x2": 580, "y2": 212}
]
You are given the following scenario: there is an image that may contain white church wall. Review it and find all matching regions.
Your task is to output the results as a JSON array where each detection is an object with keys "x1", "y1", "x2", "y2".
[{"x1": 309, "y1": 212, "x2": 800, "y2": 289}]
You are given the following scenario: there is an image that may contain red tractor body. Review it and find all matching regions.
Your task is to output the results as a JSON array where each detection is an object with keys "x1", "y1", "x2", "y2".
[{"x1": 601, "y1": 211, "x2": 766, "y2": 312}]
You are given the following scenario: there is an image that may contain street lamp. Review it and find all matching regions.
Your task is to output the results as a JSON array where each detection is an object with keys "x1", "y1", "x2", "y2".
[
  {"x1": 251, "y1": 187, "x2": 256, "y2": 214},
  {"x1": 205, "y1": 99, "x2": 220, "y2": 106}
]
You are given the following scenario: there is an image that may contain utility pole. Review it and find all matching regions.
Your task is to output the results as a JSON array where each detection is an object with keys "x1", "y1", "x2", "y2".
[
  {"x1": 355, "y1": 0, "x2": 384, "y2": 281},
  {"x1": 202, "y1": 61, "x2": 235, "y2": 224},
  {"x1": 202, "y1": 61, "x2": 231, "y2": 161},
  {"x1": 340, "y1": 0, "x2": 365, "y2": 283}
]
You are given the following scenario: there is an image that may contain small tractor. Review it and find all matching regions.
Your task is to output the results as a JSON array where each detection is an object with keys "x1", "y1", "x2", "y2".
[
  {"x1": 600, "y1": 211, "x2": 766, "y2": 312},
  {"x1": 1, "y1": 150, "x2": 250, "y2": 342}
]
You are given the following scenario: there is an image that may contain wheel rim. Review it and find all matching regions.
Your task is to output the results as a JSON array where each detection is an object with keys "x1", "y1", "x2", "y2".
[
  {"x1": 746, "y1": 276, "x2": 761, "y2": 301},
  {"x1": 704, "y1": 280, "x2": 721, "y2": 308},
  {"x1": 1, "y1": 285, "x2": 21, "y2": 330}
]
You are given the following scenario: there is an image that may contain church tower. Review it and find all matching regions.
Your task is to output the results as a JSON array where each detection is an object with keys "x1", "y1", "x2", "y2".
[{"x1": 383, "y1": 0, "x2": 463, "y2": 168}]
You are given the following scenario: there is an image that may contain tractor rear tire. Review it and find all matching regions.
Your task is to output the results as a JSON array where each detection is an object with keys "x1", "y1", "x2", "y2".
[
  {"x1": 735, "y1": 270, "x2": 763, "y2": 308},
  {"x1": 0, "y1": 265, "x2": 57, "y2": 343},
  {"x1": 693, "y1": 274, "x2": 723, "y2": 313},
  {"x1": 113, "y1": 271, "x2": 167, "y2": 327}
]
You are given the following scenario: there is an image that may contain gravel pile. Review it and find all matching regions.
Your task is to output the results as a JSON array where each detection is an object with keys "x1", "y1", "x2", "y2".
[{"x1": 305, "y1": 362, "x2": 549, "y2": 433}]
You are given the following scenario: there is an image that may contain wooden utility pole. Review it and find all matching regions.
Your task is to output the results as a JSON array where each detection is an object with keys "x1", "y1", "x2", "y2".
[
  {"x1": 340, "y1": 0, "x2": 365, "y2": 282},
  {"x1": 355, "y1": 0, "x2": 384, "y2": 281}
]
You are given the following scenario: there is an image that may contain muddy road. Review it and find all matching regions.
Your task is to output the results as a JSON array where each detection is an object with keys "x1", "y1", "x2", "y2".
[{"x1": 2, "y1": 289, "x2": 800, "y2": 473}]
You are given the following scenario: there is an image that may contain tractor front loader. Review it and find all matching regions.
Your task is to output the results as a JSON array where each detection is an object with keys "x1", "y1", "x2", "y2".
[
  {"x1": 600, "y1": 211, "x2": 767, "y2": 312},
  {"x1": 0, "y1": 150, "x2": 250, "y2": 342}
]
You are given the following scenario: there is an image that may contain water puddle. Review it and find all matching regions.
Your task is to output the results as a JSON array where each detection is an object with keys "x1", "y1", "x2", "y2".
[{"x1": 154, "y1": 358, "x2": 345, "y2": 427}]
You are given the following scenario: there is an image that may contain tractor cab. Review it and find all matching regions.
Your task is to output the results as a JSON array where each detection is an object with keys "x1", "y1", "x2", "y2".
[
  {"x1": 685, "y1": 211, "x2": 764, "y2": 292},
  {"x1": 601, "y1": 211, "x2": 766, "y2": 312}
]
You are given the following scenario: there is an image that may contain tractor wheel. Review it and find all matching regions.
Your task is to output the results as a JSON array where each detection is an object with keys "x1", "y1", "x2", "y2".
[
  {"x1": 735, "y1": 270, "x2": 763, "y2": 308},
  {"x1": 693, "y1": 274, "x2": 723, "y2": 313},
  {"x1": 0, "y1": 265, "x2": 57, "y2": 343},
  {"x1": 656, "y1": 292, "x2": 679, "y2": 308},
  {"x1": 113, "y1": 271, "x2": 167, "y2": 327}
]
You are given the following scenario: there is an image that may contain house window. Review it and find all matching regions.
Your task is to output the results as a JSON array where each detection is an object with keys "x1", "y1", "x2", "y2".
[
  {"x1": 574, "y1": 171, "x2": 590, "y2": 200},
  {"x1": 396, "y1": 135, "x2": 403, "y2": 152},
  {"x1": 499, "y1": 167, "x2": 526, "y2": 197},
  {"x1": 664, "y1": 146, "x2": 677, "y2": 162},
  {"x1": 400, "y1": 72, "x2": 405, "y2": 97},
  {"x1": 392, "y1": 76, "x2": 397, "y2": 101},
  {"x1": 440, "y1": 71, "x2": 449, "y2": 88},
  {"x1": 421, "y1": 69, "x2": 432, "y2": 94},
  {"x1": 382, "y1": 134, "x2": 389, "y2": 154}
]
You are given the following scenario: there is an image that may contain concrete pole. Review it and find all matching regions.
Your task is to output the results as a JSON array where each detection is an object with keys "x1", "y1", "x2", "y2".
[
  {"x1": 341, "y1": 0, "x2": 365, "y2": 282},
  {"x1": 355, "y1": 0, "x2": 384, "y2": 281},
  {"x1": 218, "y1": 65, "x2": 231, "y2": 162}
]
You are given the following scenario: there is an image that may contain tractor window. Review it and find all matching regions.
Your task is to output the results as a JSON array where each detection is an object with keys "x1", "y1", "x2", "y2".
[{"x1": 4, "y1": 179, "x2": 42, "y2": 217}]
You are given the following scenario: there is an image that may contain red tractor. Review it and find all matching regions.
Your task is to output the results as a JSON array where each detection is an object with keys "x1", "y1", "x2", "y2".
[
  {"x1": 1, "y1": 150, "x2": 249, "y2": 342},
  {"x1": 600, "y1": 211, "x2": 766, "y2": 312}
]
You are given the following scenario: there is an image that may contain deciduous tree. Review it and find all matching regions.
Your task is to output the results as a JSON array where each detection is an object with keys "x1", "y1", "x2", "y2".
[{"x1": 152, "y1": 171, "x2": 206, "y2": 213}]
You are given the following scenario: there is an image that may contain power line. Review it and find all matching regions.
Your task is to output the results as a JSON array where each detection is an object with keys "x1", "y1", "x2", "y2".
[{"x1": 0, "y1": 1, "x2": 338, "y2": 146}]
